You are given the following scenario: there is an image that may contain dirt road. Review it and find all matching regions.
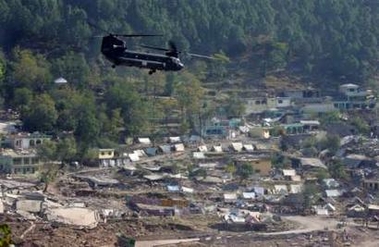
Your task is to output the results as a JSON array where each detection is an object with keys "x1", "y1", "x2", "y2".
[
  {"x1": 261, "y1": 215, "x2": 340, "y2": 235},
  {"x1": 134, "y1": 216, "x2": 340, "y2": 247},
  {"x1": 135, "y1": 238, "x2": 201, "y2": 247}
]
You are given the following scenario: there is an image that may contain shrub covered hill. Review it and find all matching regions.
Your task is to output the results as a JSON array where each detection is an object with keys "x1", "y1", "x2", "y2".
[{"x1": 0, "y1": 0, "x2": 379, "y2": 157}]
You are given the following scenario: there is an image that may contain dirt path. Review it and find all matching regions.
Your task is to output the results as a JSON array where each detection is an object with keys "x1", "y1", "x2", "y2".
[
  {"x1": 135, "y1": 238, "x2": 201, "y2": 247},
  {"x1": 261, "y1": 215, "x2": 340, "y2": 235},
  {"x1": 20, "y1": 221, "x2": 35, "y2": 239}
]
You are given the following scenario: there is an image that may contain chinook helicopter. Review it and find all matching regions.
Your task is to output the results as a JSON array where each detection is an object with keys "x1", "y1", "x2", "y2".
[
  {"x1": 101, "y1": 34, "x2": 182, "y2": 74},
  {"x1": 100, "y1": 33, "x2": 213, "y2": 75}
]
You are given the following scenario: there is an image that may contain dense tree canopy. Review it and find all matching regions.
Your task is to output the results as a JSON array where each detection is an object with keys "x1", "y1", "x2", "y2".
[
  {"x1": 1, "y1": 0, "x2": 379, "y2": 155},
  {"x1": 1, "y1": 0, "x2": 379, "y2": 82}
]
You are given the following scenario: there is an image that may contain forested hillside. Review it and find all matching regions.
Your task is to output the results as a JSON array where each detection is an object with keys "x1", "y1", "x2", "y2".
[
  {"x1": 0, "y1": 0, "x2": 379, "y2": 158},
  {"x1": 2, "y1": 0, "x2": 379, "y2": 80}
]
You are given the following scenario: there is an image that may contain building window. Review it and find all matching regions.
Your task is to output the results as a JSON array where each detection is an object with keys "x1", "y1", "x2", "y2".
[
  {"x1": 36, "y1": 139, "x2": 42, "y2": 145},
  {"x1": 108, "y1": 151, "x2": 112, "y2": 155},
  {"x1": 31, "y1": 157, "x2": 39, "y2": 164},
  {"x1": 278, "y1": 100, "x2": 283, "y2": 104},
  {"x1": 30, "y1": 140, "x2": 35, "y2": 147},
  {"x1": 13, "y1": 158, "x2": 22, "y2": 165}
]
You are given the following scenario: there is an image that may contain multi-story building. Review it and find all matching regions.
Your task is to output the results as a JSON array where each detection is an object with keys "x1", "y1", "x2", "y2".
[
  {"x1": 245, "y1": 97, "x2": 292, "y2": 115},
  {"x1": 0, "y1": 149, "x2": 41, "y2": 174},
  {"x1": 5, "y1": 132, "x2": 51, "y2": 150},
  {"x1": 333, "y1": 83, "x2": 376, "y2": 110}
]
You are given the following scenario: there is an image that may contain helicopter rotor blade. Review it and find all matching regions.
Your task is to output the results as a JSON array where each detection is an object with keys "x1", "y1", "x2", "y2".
[
  {"x1": 88, "y1": 20, "x2": 162, "y2": 38},
  {"x1": 140, "y1": 44, "x2": 169, "y2": 51},
  {"x1": 140, "y1": 41, "x2": 214, "y2": 60},
  {"x1": 114, "y1": 34, "x2": 162, "y2": 38}
]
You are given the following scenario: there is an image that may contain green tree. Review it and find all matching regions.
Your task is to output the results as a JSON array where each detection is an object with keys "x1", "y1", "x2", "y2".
[
  {"x1": 105, "y1": 82, "x2": 151, "y2": 137},
  {"x1": 106, "y1": 108, "x2": 125, "y2": 141},
  {"x1": 11, "y1": 48, "x2": 52, "y2": 91},
  {"x1": 236, "y1": 163, "x2": 254, "y2": 182},
  {"x1": 320, "y1": 135, "x2": 341, "y2": 155},
  {"x1": 0, "y1": 223, "x2": 12, "y2": 247},
  {"x1": 320, "y1": 111, "x2": 341, "y2": 125},
  {"x1": 52, "y1": 88, "x2": 88, "y2": 132},
  {"x1": 225, "y1": 163, "x2": 237, "y2": 174},
  {"x1": 271, "y1": 153, "x2": 291, "y2": 169},
  {"x1": 56, "y1": 136, "x2": 77, "y2": 163},
  {"x1": 225, "y1": 163, "x2": 237, "y2": 179},
  {"x1": 74, "y1": 107, "x2": 100, "y2": 151},
  {"x1": 316, "y1": 168, "x2": 330, "y2": 182},
  {"x1": 12, "y1": 87, "x2": 33, "y2": 111},
  {"x1": 224, "y1": 92, "x2": 246, "y2": 118},
  {"x1": 302, "y1": 183, "x2": 319, "y2": 210},
  {"x1": 37, "y1": 140, "x2": 59, "y2": 193},
  {"x1": 175, "y1": 72, "x2": 204, "y2": 119},
  {"x1": 51, "y1": 52, "x2": 91, "y2": 89},
  {"x1": 37, "y1": 140, "x2": 57, "y2": 162},
  {"x1": 329, "y1": 159, "x2": 347, "y2": 179},
  {"x1": 351, "y1": 116, "x2": 370, "y2": 135},
  {"x1": 22, "y1": 94, "x2": 58, "y2": 132}
]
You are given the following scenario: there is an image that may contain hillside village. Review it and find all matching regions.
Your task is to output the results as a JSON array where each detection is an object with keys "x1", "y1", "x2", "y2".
[{"x1": 1, "y1": 81, "x2": 379, "y2": 246}]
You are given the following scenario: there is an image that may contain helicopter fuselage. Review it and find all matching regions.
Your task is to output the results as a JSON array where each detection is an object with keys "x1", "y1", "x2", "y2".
[{"x1": 101, "y1": 35, "x2": 184, "y2": 74}]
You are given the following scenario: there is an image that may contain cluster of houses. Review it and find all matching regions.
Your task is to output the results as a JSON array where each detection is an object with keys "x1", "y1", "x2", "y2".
[
  {"x1": 244, "y1": 83, "x2": 375, "y2": 116},
  {"x1": 1, "y1": 82, "x2": 379, "y2": 231}
]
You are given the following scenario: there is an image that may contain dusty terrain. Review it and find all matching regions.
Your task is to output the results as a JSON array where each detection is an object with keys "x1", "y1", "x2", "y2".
[{"x1": 5, "y1": 212, "x2": 379, "y2": 247}]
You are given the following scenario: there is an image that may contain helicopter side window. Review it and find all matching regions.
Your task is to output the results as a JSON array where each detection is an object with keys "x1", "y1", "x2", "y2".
[{"x1": 111, "y1": 37, "x2": 126, "y2": 52}]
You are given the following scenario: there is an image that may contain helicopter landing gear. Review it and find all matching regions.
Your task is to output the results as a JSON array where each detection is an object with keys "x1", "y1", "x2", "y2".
[{"x1": 148, "y1": 69, "x2": 156, "y2": 75}]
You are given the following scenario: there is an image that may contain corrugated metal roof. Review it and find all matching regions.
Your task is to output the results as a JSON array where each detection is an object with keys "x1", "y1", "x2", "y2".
[
  {"x1": 300, "y1": 158, "x2": 327, "y2": 169},
  {"x1": 325, "y1": 189, "x2": 341, "y2": 197},
  {"x1": 193, "y1": 152, "x2": 205, "y2": 159},
  {"x1": 231, "y1": 142, "x2": 243, "y2": 152},
  {"x1": 137, "y1": 137, "x2": 151, "y2": 144},
  {"x1": 282, "y1": 169, "x2": 296, "y2": 176}
]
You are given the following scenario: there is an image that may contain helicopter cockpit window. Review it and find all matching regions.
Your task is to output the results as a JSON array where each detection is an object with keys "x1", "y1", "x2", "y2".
[{"x1": 172, "y1": 57, "x2": 180, "y2": 64}]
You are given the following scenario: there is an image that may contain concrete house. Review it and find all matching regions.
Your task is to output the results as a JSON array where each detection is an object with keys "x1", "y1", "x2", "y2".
[
  {"x1": 281, "y1": 88, "x2": 322, "y2": 103},
  {"x1": 6, "y1": 132, "x2": 51, "y2": 150},
  {"x1": 245, "y1": 96, "x2": 292, "y2": 115},
  {"x1": 333, "y1": 83, "x2": 376, "y2": 110},
  {"x1": 0, "y1": 149, "x2": 41, "y2": 174},
  {"x1": 98, "y1": 149, "x2": 115, "y2": 159}
]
